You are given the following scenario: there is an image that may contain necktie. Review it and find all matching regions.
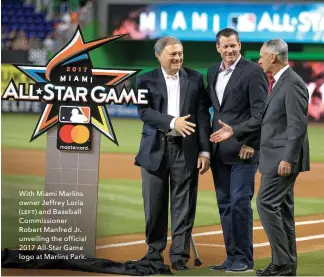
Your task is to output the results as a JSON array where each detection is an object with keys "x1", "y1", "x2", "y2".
[{"x1": 268, "y1": 74, "x2": 275, "y2": 95}]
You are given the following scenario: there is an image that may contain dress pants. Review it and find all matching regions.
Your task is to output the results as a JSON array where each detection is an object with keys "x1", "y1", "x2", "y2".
[{"x1": 141, "y1": 137, "x2": 199, "y2": 263}]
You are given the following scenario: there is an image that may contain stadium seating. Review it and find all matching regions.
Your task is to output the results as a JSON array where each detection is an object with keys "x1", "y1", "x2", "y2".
[{"x1": 1, "y1": 0, "x2": 54, "y2": 41}]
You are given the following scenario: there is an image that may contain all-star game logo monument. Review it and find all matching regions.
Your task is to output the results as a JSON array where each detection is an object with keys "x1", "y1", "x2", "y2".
[
  {"x1": 1, "y1": 26, "x2": 148, "y2": 259},
  {"x1": 2, "y1": 26, "x2": 148, "y2": 150}
]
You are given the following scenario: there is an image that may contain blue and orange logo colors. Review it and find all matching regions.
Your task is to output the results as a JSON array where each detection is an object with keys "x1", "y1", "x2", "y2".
[{"x1": 1, "y1": 26, "x2": 143, "y2": 149}]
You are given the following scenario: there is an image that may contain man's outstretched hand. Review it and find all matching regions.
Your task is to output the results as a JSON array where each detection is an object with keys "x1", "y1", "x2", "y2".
[
  {"x1": 210, "y1": 120, "x2": 234, "y2": 143},
  {"x1": 175, "y1": 114, "x2": 196, "y2": 137}
]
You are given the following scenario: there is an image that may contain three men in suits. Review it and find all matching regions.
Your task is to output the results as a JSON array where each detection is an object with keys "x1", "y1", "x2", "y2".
[
  {"x1": 207, "y1": 28, "x2": 268, "y2": 272},
  {"x1": 135, "y1": 36, "x2": 211, "y2": 271},
  {"x1": 211, "y1": 38, "x2": 310, "y2": 276}
]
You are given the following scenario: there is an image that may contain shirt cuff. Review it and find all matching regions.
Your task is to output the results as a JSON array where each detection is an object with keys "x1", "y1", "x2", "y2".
[
  {"x1": 199, "y1": 151, "x2": 210, "y2": 159},
  {"x1": 170, "y1": 118, "x2": 177, "y2": 129}
]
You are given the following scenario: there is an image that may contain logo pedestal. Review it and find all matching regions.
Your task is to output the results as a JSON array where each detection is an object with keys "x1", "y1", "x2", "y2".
[{"x1": 43, "y1": 127, "x2": 101, "y2": 258}]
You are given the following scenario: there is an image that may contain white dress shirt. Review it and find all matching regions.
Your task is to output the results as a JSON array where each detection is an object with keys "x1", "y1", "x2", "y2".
[
  {"x1": 215, "y1": 55, "x2": 241, "y2": 105},
  {"x1": 272, "y1": 64, "x2": 290, "y2": 89},
  {"x1": 161, "y1": 67, "x2": 210, "y2": 159},
  {"x1": 161, "y1": 68, "x2": 181, "y2": 136}
]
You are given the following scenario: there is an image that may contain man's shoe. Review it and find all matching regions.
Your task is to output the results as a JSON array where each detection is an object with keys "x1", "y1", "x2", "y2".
[
  {"x1": 225, "y1": 260, "x2": 253, "y2": 273},
  {"x1": 256, "y1": 269, "x2": 263, "y2": 275},
  {"x1": 171, "y1": 260, "x2": 189, "y2": 271},
  {"x1": 256, "y1": 263, "x2": 291, "y2": 276},
  {"x1": 209, "y1": 259, "x2": 234, "y2": 270},
  {"x1": 210, "y1": 259, "x2": 234, "y2": 270},
  {"x1": 256, "y1": 263, "x2": 277, "y2": 275},
  {"x1": 287, "y1": 264, "x2": 297, "y2": 276}
]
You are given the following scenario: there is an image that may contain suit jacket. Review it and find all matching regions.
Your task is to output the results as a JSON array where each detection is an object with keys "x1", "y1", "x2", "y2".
[
  {"x1": 135, "y1": 67, "x2": 211, "y2": 172},
  {"x1": 233, "y1": 67, "x2": 310, "y2": 174},
  {"x1": 206, "y1": 57, "x2": 268, "y2": 164}
]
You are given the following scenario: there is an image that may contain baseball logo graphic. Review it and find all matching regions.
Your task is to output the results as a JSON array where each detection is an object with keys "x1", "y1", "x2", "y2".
[{"x1": 1, "y1": 26, "x2": 149, "y2": 151}]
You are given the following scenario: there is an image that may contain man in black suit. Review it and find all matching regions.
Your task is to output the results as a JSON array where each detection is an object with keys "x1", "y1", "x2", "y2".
[
  {"x1": 135, "y1": 36, "x2": 211, "y2": 271},
  {"x1": 210, "y1": 38, "x2": 310, "y2": 276},
  {"x1": 207, "y1": 28, "x2": 268, "y2": 272}
]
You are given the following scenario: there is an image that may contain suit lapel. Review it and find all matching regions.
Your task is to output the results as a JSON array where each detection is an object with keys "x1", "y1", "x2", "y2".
[
  {"x1": 263, "y1": 68, "x2": 290, "y2": 116},
  {"x1": 156, "y1": 68, "x2": 168, "y2": 99},
  {"x1": 220, "y1": 59, "x2": 244, "y2": 108},
  {"x1": 210, "y1": 65, "x2": 221, "y2": 111},
  {"x1": 155, "y1": 68, "x2": 168, "y2": 112},
  {"x1": 179, "y1": 68, "x2": 190, "y2": 115}
]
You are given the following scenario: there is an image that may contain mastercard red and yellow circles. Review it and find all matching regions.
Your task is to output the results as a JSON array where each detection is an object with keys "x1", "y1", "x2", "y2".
[{"x1": 59, "y1": 124, "x2": 90, "y2": 144}]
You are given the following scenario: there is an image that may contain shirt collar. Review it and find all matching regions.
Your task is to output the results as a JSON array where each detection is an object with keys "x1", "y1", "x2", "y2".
[
  {"x1": 273, "y1": 64, "x2": 290, "y2": 83},
  {"x1": 161, "y1": 67, "x2": 179, "y2": 80},
  {"x1": 219, "y1": 55, "x2": 241, "y2": 73}
]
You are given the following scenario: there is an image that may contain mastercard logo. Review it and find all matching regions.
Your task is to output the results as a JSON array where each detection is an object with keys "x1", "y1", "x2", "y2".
[{"x1": 59, "y1": 124, "x2": 90, "y2": 144}]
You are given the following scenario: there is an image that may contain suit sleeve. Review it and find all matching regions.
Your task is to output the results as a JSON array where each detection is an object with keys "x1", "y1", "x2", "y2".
[
  {"x1": 197, "y1": 74, "x2": 212, "y2": 153},
  {"x1": 232, "y1": 67, "x2": 268, "y2": 146},
  {"x1": 136, "y1": 76, "x2": 174, "y2": 132},
  {"x1": 283, "y1": 81, "x2": 309, "y2": 164}
]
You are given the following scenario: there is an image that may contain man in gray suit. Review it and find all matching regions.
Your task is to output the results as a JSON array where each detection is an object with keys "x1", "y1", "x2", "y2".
[{"x1": 210, "y1": 39, "x2": 310, "y2": 276}]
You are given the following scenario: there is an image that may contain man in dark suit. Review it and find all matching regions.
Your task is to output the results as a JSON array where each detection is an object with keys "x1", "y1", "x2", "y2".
[
  {"x1": 206, "y1": 28, "x2": 268, "y2": 272},
  {"x1": 210, "y1": 38, "x2": 310, "y2": 276},
  {"x1": 135, "y1": 36, "x2": 211, "y2": 271}
]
